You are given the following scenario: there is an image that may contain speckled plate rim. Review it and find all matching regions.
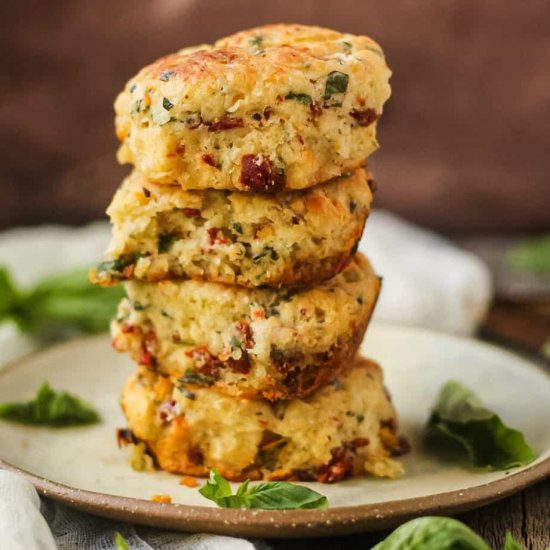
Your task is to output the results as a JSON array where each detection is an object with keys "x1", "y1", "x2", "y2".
[
  {"x1": 1, "y1": 327, "x2": 549, "y2": 538},
  {"x1": 1, "y1": 457, "x2": 549, "y2": 538}
]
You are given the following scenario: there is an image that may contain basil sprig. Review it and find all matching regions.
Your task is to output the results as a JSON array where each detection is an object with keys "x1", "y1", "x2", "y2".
[
  {"x1": 0, "y1": 382, "x2": 100, "y2": 426},
  {"x1": 426, "y1": 381, "x2": 534, "y2": 470},
  {"x1": 199, "y1": 469, "x2": 328, "y2": 510},
  {"x1": 373, "y1": 517, "x2": 528, "y2": 549},
  {"x1": 0, "y1": 265, "x2": 123, "y2": 340}
]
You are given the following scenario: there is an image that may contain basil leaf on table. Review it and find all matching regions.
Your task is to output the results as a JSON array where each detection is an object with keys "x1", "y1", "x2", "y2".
[
  {"x1": 372, "y1": 516, "x2": 491, "y2": 550},
  {"x1": 508, "y1": 234, "x2": 550, "y2": 274},
  {"x1": 0, "y1": 382, "x2": 100, "y2": 426},
  {"x1": 426, "y1": 381, "x2": 535, "y2": 470},
  {"x1": 0, "y1": 265, "x2": 123, "y2": 339},
  {"x1": 504, "y1": 531, "x2": 525, "y2": 550},
  {"x1": 199, "y1": 469, "x2": 328, "y2": 510}
]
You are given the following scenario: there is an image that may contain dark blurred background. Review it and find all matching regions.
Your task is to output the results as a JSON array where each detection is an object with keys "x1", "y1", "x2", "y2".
[{"x1": 1, "y1": 0, "x2": 549, "y2": 233}]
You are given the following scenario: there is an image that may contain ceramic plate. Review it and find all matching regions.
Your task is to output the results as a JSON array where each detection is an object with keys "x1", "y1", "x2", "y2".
[{"x1": 1, "y1": 323, "x2": 549, "y2": 538}]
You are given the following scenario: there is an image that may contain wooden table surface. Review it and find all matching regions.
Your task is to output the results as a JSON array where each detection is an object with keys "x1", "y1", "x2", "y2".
[{"x1": 272, "y1": 303, "x2": 550, "y2": 549}]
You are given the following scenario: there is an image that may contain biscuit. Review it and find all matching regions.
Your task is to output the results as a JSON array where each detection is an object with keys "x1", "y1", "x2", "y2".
[
  {"x1": 112, "y1": 254, "x2": 380, "y2": 400},
  {"x1": 114, "y1": 24, "x2": 391, "y2": 191},
  {"x1": 120, "y1": 356, "x2": 405, "y2": 482},
  {"x1": 92, "y1": 168, "x2": 372, "y2": 288}
]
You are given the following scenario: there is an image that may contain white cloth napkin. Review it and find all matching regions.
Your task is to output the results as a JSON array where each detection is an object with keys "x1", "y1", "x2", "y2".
[
  {"x1": 0, "y1": 213, "x2": 492, "y2": 549},
  {"x1": 0, "y1": 473, "x2": 256, "y2": 549},
  {"x1": 361, "y1": 211, "x2": 492, "y2": 336}
]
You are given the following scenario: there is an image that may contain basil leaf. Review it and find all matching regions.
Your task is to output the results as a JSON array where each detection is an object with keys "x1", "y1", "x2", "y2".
[
  {"x1": 179, "y1": 369, "x2": 215, "y2": 386},
  {"x1": 324, "y1": 71, "x2": 349, "y2": 99},
  {"x1": 249, "y1": 35, "x2": 264, "y2": 54},
  {"x1": 159, "y1": 70, "x2": 173, "y2": 82},
  {"x1": 114, "y1": 532, "x2": 131, "y2": 550},
  {"x1": 285, "y1": 92, "x2": 312, "y2": 104},
  {"x1": 0, "y1": 267, "x2": 23, "y2": 326},
  {"x1": 0, "y1": 265, "x2": 123, "y2": 338},
  {"x1": 504, "y1": 531, "x2": 525, "y2": 550},
  {"x1": 162, "y1": 97, "x2": 174, "y2": 111},
  {"x1": 157, "y1": 232, "x2": 178, "y2": 253},
  {"x1": 426, "y1": 381, "x2": 535, "y2": 470},
  {"x1": 0, "y1": 382, "x2": 100, "y2": 426},
  {"x1": 508, "y1": 235, "x2": 550, "y2": 274},
  {"x1": 372, "y1": 516, "x2": 491, "y2": 550},
  {"x1": 199, "y1": 469, "x2": 328, "y2": 510},
  {"x1": 199, "y1": 469, "x2": 233, "y2": 503}
]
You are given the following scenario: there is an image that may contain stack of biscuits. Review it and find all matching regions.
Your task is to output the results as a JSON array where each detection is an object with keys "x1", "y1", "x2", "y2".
[{"x1": 92, "y1": 24, "x2": 407, "y2": 483}]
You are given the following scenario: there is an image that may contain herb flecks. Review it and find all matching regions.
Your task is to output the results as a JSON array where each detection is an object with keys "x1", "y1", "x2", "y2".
[
  {"x1": 179, "y1": 370, "x2": 215, "y2": 386},
  {"x1": 98, "y1": 255, "x2": 135, "y2": 274},
  {"x1": 249, "y1": 35, "x2": 264, "y2": 54},
  {"x1": 162, "y1": 97, "x2": 174, "y2": 111},
  {"x1": 324, "y1": 71, "x2": 349, "y2": 100},
  {"x1": 285, "y1": 92, "x2": 312, "y2": 105},
  {"x1": 158, "y1": 232, "x2": 178, "y2": 253},
  {"x1": 159, "y1": 70, "x2": 173, "y2": 82}
]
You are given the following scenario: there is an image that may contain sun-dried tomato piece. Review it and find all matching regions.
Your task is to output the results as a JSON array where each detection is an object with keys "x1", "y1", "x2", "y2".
[
  {"x1": 182, "y1": 208, "x2": 201, "y2": 217},
  {"x1": 315, "y1": 447, "x2": 354, "y2": 483},
  {"x1": 309, "y1": 102, "x2": 323, "y2": 117},
  {"x1": 240, "y1": 154, "x2": 285, "y2": 193},
  {"x1": 226, "y1": 352, "x2": 251, "y2": 374},
  {"x1": 116, "y1": 427, "x2": 137, "y2": 448},
  {"x1": 201, "y1": 153, "x2": 217, "y2": 167},
  {"x1": 187, "y1": 445, "x2": 204, "y2": 465},
  {"x1": 139, "y1": 348, "x2": 155, "y2": 367},
  {"x1": 207, "y1": 227, "x2": 229, "y2": 245},
  {"x1": 392, "y1": 436, "x2": 411, "y2": 457},
  {"x1": 347, "y1": 438, "x2": 370, "y2": 449},
  {"x1": 350, "y1": 108, "x2": 379, "y2": 127},
  {"x1": 121, "y1": 323, "x2": 137, "y2": 334},
  {"x1": 186, "y1": 347, "x2": 222, "y2": 378},
  {"x1": 207, "y1": 116, "x2": 244, "y2": 132},
  {"x1": 234, "y1": 321, "x2": 254, "y2": 349}
]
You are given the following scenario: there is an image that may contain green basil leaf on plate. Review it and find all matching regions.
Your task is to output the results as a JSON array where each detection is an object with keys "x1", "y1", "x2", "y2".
[
  {"x1": 0, "y1": 382, "x2": 100, "y2": 426},
  {"x1": 426, "y1": 381, "x2": 535, "y2": 470},
  {"x1": 372, "y1": 516, "x2": 491, "y2": 550},
  {"x1": 199, "y1": 469, "x2": 328, "y2": 510}
]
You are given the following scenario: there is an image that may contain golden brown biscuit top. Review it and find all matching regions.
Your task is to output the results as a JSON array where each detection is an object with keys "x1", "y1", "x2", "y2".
[{"x1": 116, "y1": 24, "x2": 389, "y2": 124}]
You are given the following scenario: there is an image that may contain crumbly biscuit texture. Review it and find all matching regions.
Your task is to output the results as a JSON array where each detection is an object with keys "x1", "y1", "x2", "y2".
[
  {"x1": 93, "y1": 168, "x2": 372, "y2": 288},
  {"x1": 112, "y1": 254, "x2": 380, "y2": 400},
  {"x1": 115, "y1": 24, "x2": 391, "y2": 191},
  {"x1": 121, "y1": 356, "x2": 405, "y2": 481}
]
